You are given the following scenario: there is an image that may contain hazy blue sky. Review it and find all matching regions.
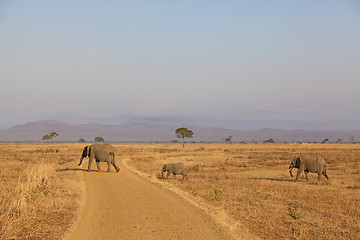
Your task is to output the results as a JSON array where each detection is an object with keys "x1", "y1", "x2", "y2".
[{"x1": 1, "y1": 1, "x2": 359, "y2": 130}]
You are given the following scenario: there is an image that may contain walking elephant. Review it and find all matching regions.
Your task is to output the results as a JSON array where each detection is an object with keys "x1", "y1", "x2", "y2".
[
  {"x1": 78, "y1": 144, "x2": 120, "y2": 172},
  {"x1": 288, "y1": 155, "x2": 329, "y2": 182},
  {"x1": 161, "y1": 163, "x2": 187, "y2": 179}
]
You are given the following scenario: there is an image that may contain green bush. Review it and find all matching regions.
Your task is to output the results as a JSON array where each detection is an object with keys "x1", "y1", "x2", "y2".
[{"x1": 214, "y1": 188, "x2": 224, "y2": 200}]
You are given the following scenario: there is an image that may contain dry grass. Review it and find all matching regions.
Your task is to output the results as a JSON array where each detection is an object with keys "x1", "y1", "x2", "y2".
[
  {"x1": 1, "y1": 143, "x2": 359, "y2": 239},
  {"x1": 123, "y1": 144, "x2": 360, "y2": 240},
  {"x1": 0, "y1": 144, "x2": 86, "y2": 240}
]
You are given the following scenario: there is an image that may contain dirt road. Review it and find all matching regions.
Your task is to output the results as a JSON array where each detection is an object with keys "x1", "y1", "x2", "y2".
[{"x1": 67, "y1": 163, "x2": 233, "y2": 240}]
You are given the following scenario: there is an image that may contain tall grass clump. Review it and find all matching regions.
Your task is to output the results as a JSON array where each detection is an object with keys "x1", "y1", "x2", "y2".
[{"x1": 1, "y1": 162, "x2": 54, "y2": 239}]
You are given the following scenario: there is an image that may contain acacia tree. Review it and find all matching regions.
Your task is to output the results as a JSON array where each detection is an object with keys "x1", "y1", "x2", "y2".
[
  {"x1": 175, "y1": 127, "x2": 194, "y2": 147},
  {"x1": 94, "y1": 137, "x2": 104, "y2": 143},
  {"x1": 264, "y1": 138, "x2": 275, "y2": 143},
  {"x1": 42, "y1": 131, "x2": 59, "y2": 142},
  {"x1": 42, "y1": 135, "x2": 51, "y2": 141},
  {"x1": 321, "y1": 138, "x2": 329, "y2": 144},
  {"x1": 224, "y1": 135, "x2": 232, "y2": 144},
  {"x1": 336, "y1": 138, "x2": 343, "y2": 144}
]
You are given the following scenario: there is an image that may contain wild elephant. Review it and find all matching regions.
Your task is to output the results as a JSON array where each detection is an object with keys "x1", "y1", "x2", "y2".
[
  {"x1": 78, "y1": 144, "x2": 120, "y2": 172},
  {"x1": 161, "y1": 163, "x2": 187, "y2": 179},
  {"x1": 289, "y1": 155, "x2": 329, "y2": 182}
]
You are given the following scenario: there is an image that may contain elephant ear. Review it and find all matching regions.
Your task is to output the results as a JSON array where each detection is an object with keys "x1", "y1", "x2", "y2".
[{"x1": 295, "y1": 157, "x2": 301, "y2": 168}]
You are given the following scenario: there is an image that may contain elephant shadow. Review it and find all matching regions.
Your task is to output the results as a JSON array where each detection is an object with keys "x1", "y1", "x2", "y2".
[
  {"x1": 248, "y1": 177, "x2": 294, "y2": 182},
  {"x1": 56, "y1": 168, "x2": 119, "y2": 173},
  {"x1": 56, "y1": 168, "x2": 90, "y2": 172}
]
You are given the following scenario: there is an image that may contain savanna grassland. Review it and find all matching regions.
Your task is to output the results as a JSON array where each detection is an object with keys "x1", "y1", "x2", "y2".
[
  {"x1": 0, "y1": 144, "x2": 85, "y2": 240},
  {"x1": 123, "y1": 144, "x2": 360, "y2": 240},
  {"x1": 1, "y1": 143, "x2": 359, "y2": 239}
]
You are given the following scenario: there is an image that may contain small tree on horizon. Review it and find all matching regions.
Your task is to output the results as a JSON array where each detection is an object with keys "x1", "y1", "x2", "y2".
[
  {"x1": 264, "y1": 138, "x2": 275, "y2": 143},
  {"x1": 175, "y1": 127, "x2": 194, "y2": 147},
  {"x1": 42, "y1": 131, "x2": 59, "y2": 142},
  {"x1": 321, "y1": 138, "x2": 329, "y2": 144},
  {"x1": 336, "y1": 138, "x2": 343, "y2": 144},
  {"x1": 94, "y1": 137, "x2": 104, "y2": 143},
  {"x1": 224, "y1": 135, "x2": 232, "y2": 144},
  {"x1": 78, "y1": 138, "x2": 86, "y2": 143},
  {"x1": 42, "y1": 135, "x2": 51, "y2": 141}
]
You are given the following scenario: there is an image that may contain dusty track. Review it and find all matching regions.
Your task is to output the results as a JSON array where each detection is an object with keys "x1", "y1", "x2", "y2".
[{"x1": 67, "y1": 162, "x2": 232, "y2": 240}]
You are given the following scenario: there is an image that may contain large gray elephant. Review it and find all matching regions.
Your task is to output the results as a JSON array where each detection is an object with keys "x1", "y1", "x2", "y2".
[
  {"x1": 78, "y1": 144, "x2": 120, "y2": 172},
  {"x1": 288, "y1": 155, "x2": 329, "y2": 182},
  {"x1": 161, "y1": 163, "x2": 187, "y2": 179}
]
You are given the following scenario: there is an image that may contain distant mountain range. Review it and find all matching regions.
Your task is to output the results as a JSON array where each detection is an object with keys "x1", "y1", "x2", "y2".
[{"x1": 0, "y1": 118, "x2": 360, "y2": 143}]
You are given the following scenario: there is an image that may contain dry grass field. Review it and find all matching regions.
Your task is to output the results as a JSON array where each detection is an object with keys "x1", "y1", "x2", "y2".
[
  {"x1": 123, "y1": 144, "x2": 360, "y2": 240},
  {"x1": 1, "y1": 143, "x2": 359, "y2": 239},
  {"x1": 0, "y1": 144, "x2": 85, "y2": 240}
]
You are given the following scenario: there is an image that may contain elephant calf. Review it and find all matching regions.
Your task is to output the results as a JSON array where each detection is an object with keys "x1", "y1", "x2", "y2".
[
  {"x1": 289, "y1": 155, "x2": 329, "y2": 182},
  {"x1": 79, "y1": 143, "x2": 120, "y2": 172},
  {"x1": 161, "y1": 163, "x2": 187, "y2": 179}
]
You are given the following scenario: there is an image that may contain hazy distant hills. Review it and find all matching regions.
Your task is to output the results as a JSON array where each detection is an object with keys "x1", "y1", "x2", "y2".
[{"x1": 0, "y1": 118, "x2": 360, "y2": 143}]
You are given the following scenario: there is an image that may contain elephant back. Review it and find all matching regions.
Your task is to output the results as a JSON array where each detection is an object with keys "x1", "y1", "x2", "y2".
[{"x1": 172, "y1": 163, "x2": 186, "y2": 173}]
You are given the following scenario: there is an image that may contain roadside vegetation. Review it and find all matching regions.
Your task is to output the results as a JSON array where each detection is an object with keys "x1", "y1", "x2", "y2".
[{"x1": 0, "y1": 144, "x2": 85, "y2": 240}]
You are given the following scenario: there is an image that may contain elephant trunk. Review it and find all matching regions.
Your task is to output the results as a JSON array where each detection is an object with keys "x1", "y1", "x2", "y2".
[
  {"x1": 79, "y1": 147, "x2": 88, "y2": 166},
  {"x1": 78, "y1": 156, "x2": 84, "y2": 166},
  {"x1": 161, "y1": 167, "x2": 168, "y2": 178}
]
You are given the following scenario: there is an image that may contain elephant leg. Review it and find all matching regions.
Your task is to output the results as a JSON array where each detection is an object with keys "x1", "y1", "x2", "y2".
[
  {"x1": 96, "y1": 161, "x2": 101, "y2": 172},
  {"x1": 304, "y1": 171, "x2": 309, "y2": 181},
  {"x1": 112, "y1": 162, "x2": 120, "y2": 172},
  {"x1": 317, "y1": 172, "x2": 322, "y2": 181},
  {"x1": 295, "y1": 164, "x2": 305, "y2": 182},
  {"x1": 105, "y1": 162, "x2": 111, "y2": 172},
  {"x1": 108, "y1": 153, "x2": 119, "y2": 172},
  {"x1": 295, "y1": 170, "x2": 301, "y2": 182},
  {"x1": 323, "y1": 170, "x2": 329, "y2": 180},
  {"x1": 166, "y1": 171, "x2": 170, "y2": 179},
  {"x1": 88, "y1": 158, "x2": 93, "y2": 172}
]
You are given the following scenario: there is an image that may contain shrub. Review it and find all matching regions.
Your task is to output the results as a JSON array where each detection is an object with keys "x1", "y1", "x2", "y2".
[{"x1": 214, "y1": 188, "x2": 224, "y2": 200}]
